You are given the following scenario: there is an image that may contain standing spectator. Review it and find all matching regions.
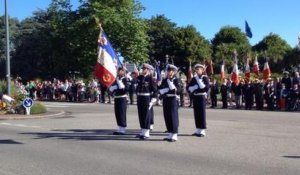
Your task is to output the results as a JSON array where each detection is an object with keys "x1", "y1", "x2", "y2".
[
  {"x1": 220, "y1": 79, "x2": 229, "y2": 109},
  {"x1": 292, "y1": 71, "x2": 300, "y2": 86},
  {"x1": 178, "y1": 73, "x2": 185, "y2": 107},
  {"x1": 281, "y1": 71, "x2": 292, "y2": 91},
  {"x1": 128, "y1": 72, "x2": 137, "y2": 104},
  {"x1": 210, "y1": 78, "x2": 219, "y2": 108},
  {"x1": 232, "y1": 81, "x2": 243, "y2": 109},
  {"x1": 279, "y1": 83, "x2": 288, "y2": 110},
  {"x1": 253, "y1": 79, "x2": 264, "y2": 110},
  {"x1": 243, "y1": 80, "x2": 254, "y2": 110}
]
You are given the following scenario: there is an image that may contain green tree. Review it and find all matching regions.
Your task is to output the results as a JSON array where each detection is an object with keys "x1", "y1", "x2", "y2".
[
  {"x1": 146, "y1": 15, "x2": 178, "y2": 64},
  {"x1": 173, "y1": 25, "x2": 211, "y2": 73},
  {"x1": 0, "y1": 16, "x2": 20, "y2": 79},
  {"x1": 211, "y1": 26, "x2": 251, "y2": 67},
  {"x1": 88, "y1": 0, "x2": 149, "y2": 63},
  {"x1": 253, "y1": 33, "x2": 292, "y2": 72},
  {"x1": 282, "y1": 47, "x2": 300, "y2": 72}
]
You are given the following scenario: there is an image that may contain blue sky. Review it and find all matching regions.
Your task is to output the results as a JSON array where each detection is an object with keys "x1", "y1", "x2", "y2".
[{"x1": 1, "y1": 0, "x2": 299, "y2": 47}]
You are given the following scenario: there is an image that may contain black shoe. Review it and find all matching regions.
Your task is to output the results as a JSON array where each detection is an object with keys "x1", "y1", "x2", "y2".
[
  {"x1": 192, "y1": 133, "x2": 205, "y2": 137},
  {"x1": 163, "y1": 138, "x2": 170, "y2": 141},
  {"x1": 113, "y1": 132, "x2": 125, "y2": 135},
  {"x1": 168, "y1": 139, "x2": 177, "y2": 142},
  {"x1": 139, "y1": 136, "x2": 149, "y2": 140},
  {"x1": 135, "y1": 134, "x2": 141, "y2": 138}
]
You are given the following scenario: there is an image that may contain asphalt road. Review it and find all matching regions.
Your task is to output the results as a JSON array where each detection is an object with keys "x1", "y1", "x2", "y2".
[{"x1": 0, "y1": 102, "x2": 299, "y2": 175}]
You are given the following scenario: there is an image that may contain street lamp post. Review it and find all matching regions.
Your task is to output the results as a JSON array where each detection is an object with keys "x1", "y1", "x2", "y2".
[{"x1": 5, "y1": 0, "x2": 11, "y2": 96}]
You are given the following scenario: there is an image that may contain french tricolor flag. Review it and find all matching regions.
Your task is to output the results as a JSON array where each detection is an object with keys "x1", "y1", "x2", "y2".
[{"x1": 94, "y1": 31, "x2": 121, "y2": 87}]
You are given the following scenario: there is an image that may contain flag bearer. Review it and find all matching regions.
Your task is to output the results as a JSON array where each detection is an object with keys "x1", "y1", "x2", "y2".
[
  {"x1": 136, "y1": 63, "x2": 158, "y2": 139},
  {"x1": 187, "y1": 64, "x2": 210, "y2": 137},
  {"x1": 158, "y1": 64, "x2": 181, "y2": 142},
  {"x1": 109, "y1": 66, "x2": 129, "y2": 135}
]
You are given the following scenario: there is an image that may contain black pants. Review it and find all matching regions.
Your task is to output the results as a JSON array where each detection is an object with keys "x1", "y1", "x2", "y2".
[
  {"x1": 221, "y1": 94, "x2": 227, "y2": 108},
  {"x1": 163, "y1": 97, "x2": 179, "y2": 133},
  {"x1": 193, "y1": 95, "x2": 206, "y2": 129},
  {"x1": 114, "y1": 97, "x2": 127, "y2": 127},
  {"x1": 137, "y1": 96, "x2": 151, "y2": 129},
  {"x1": 129, "y1": 91, "x2": 134, "y2": 104},
  {"x1": 211, "y1": 94, "x2": 217, "y2": 107}
]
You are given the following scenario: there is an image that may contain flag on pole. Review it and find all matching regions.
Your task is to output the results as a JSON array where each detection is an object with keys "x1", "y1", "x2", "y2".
[
  {"x1": 187, "y1": 61, "x2": 193, "y2": 83},
  {"x1": 244, "y1": 57, "x2": 251, "y2": 82},
  {"x1": 206, "y1": 59, "x2": 214, "y2": 76},
  {"x1": 263, "y1": 60, "x2": 271, "y2": 80},
  {"x1": 231, "y1": 54, "x2": 240, "y2": 85},
  {"x1": 252, "y1": 55, "x2": 259, "y2": 77},
  {"x1": 245, "y1": 20, "x2": 253, "y2": 38},
  {"x1": 94, "y1": 29, "x2": 121, "y2": 88},
  {"x1": 220, "y1": 59, "x2": 225, "y2": 80}
]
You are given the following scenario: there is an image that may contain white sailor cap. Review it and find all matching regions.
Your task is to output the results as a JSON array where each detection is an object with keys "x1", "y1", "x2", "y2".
[
  {"x1": 194, "y1": 64, "x2": 206, "y2": 70},
  {"x1": 142, "y1": 63, "x2": 154, "y2": 70},
  {"x1": 283, "y1": 71, "x2": 289, "y2": 74},
  {"x1": 167, "y1": 64, "x2": 178, "y2": 72}
]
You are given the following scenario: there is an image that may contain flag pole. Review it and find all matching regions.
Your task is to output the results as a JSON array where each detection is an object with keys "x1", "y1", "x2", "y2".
[{"x1": 5, "y1": 0, "x2": 11, "y2": 96}]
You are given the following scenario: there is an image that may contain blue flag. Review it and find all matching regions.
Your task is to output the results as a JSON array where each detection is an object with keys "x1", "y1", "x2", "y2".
[{"x1": 245, "y1": 20, "x2": 253, "y2": 38}]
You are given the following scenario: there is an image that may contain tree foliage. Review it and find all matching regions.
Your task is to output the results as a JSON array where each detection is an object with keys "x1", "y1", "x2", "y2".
[
  {"x1": 253, "y1": 33, "x2": 292, "y2": 72},
  {"x1": 211, "y1": 26, "x2": 251, "y2": 66},
  {"x1": 147, "y1": 15, "x2": 211, "y2": 74},
  {"x1": 0, "y1": 0, "x2": 297, "y2": 82}
]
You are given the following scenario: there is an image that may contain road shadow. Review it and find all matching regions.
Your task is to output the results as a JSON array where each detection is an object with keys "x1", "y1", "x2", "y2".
[
  {"x1": 0, "y1": 139, "x2": 23, "y2": 144},
  {"x1": 282, "y1": 155, "x2": 300, "y2": 159},
  {"x1": 20, "y1": 129, "x2": 168, "y2": 142}
]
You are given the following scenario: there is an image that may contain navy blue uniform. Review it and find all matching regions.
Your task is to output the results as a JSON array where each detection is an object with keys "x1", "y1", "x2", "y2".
[
  {"x1": 159, "y1": 77, "x2": 181, "y2": 134},
  {"x1": 110, "y1": 76, "x2": 129, "y2": 128},
  {"x1": 136, "y1": 75, "x2": 158, "y2": 130},
  {"x1": 187, "y1": 75, "x2": 210, "y2": 130}
]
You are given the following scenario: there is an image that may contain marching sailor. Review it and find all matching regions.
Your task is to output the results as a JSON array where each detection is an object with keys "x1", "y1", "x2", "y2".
[
  {"x1": 187, "y1": 64, "x2": 210, "y2": 137},
  {"x1": 158, "y1": 64, "x2": 181, "y2": 142},
  {"x1": 136, "y1": 63, "x2": 158, "y2": 139},
  {"x1": 109, "y1": 66, "x2": 129, "y2": 135}
]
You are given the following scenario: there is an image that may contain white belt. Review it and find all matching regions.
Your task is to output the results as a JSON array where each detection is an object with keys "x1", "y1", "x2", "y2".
[
  {"x1": 114, "y1": 95, "x2": 127, "y2": 98},
  {"x1": 194, "y1": 92, "x2": 207, "y2": 96},
  {"x1": 165, "y1": 94, "x2": 178, "y2": 97},
  {"x1": 137, "y1": 93, "x2": 151, "y2": 96}
]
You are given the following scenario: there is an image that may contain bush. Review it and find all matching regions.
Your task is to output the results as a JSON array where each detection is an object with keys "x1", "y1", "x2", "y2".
[{"x1": 30, "y1": 102, "x2": 47, "y2": 114}]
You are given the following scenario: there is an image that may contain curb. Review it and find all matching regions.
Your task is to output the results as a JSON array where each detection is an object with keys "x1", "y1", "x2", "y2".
[{"x1": 0, "y1": 111, "x2": 66, "y2": 120}]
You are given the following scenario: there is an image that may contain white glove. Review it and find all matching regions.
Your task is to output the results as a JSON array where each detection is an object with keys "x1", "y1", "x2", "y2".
[
  {"x1": 188, "y1": 85, "x2": 198, "y2": 93},
  {"x1": 109, "y1": 85, "x2": 117, "y2": 92},
  {"x1": 195, "y1": 76, "x2": 205, "y2": 89},
  {"x1": 167, "y1": 79, "x2": 176, "y2": 90},
  {"x1": 117, "y1": 79, "x2": 125, "y2": 89},
  {"x1": 159, "y1": 88, "x2": 169, "y2": 95},
  {"x1": 148, "y1": 98, "x2": 157, "y2": 110}
]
